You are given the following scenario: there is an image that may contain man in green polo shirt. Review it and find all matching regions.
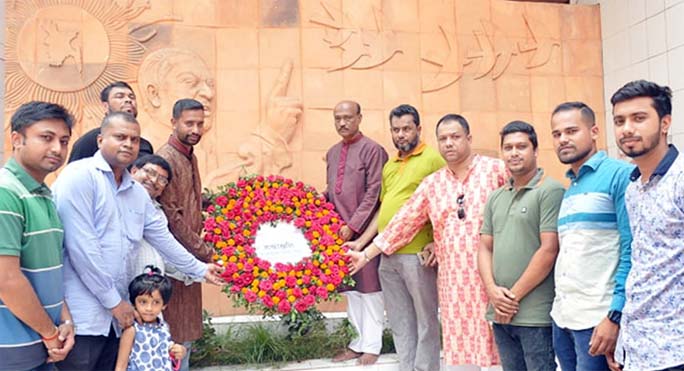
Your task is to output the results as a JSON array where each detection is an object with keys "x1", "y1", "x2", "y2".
[
  {"x1": 0, "y1": 101, "x2": 76, "y2": 371},
  {"x1": 477, "y1": 121, "x2": 564, "y2": 371},
  {"x1": 347, "y1": 104, "x2": 445, "y2": 371}
]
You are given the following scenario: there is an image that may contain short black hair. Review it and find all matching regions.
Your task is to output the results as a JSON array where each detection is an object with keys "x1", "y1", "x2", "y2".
[
  {"x1": 132, "y1": 154, "x2": 173, "y2": 183},
  {"x1": 436, "y1": 114, "x2": 470, "y2": 135},
  {"x1": 552, "y1": 101, "x2": 596, "y2": 126},
  {"x1": 11, "y1": 101, "x2": 74, "y2": 135},
  {"x1": 389, "y1": 104, "x2": 420, "y2": 127},
  {"x1": 128, "y1": 265, "x2": 173, "y2": 305},
  {"x1": 500, "y1": 120, "x2": 538, "y2": 150},
  {"x1": 172, "y1": 98, "x2": 205, "y2": 119},
  {"x1": 100, "y1": 111, "x2": 138, "y2": 130},
  {"x1": 610, "y1": 80, "x2": 672, "y2": 120},
  {"x1": 100, "y1": 81, "x2": 134, "y2": 102}
]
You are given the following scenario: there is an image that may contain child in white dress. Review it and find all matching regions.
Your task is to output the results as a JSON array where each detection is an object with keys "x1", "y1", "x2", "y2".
[{"x1": 115, "y1": 266, "x2": 186, "y2": 371}]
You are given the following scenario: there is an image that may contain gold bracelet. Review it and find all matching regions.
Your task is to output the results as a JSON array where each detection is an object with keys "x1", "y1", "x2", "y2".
[{"x1": 363, "y1": 250, "x2": 371, "y2": 263}]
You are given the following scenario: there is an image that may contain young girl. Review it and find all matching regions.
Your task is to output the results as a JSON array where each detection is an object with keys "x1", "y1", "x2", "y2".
[{"x1": 115, "y1": 266, "x2": 186, "y2": 371}]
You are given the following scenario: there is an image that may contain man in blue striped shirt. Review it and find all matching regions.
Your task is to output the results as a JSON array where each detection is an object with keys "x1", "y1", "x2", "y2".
[
  {"x1": 549, "y1": 102, "x2": 633, "y2": 370},
  {"x1": 0, "y1": 102, "x2": 76, "y2": 371}
]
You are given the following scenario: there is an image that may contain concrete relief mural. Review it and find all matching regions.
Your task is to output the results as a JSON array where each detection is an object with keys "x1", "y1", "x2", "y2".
[
  {"x1": 309, "y1": 2, "x2": 403, "y2": 72},
  {"x1": 204, "y1": 59, "x2": 303, "y2": 187},
  {"x1": 4, "y1": 0, "x2": 149, "y2": 127},
  {"x1": 3, "y1": 1, "x2": 607, "y2": 316}
]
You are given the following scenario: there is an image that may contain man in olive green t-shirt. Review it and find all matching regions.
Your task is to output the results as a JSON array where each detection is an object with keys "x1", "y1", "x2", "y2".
[
  {"x1": 478, "y1": 121, "x2": 564, "y2": 371},
  {"x1": 346, "y1": 104, "x2": 444, "y2": 371}
]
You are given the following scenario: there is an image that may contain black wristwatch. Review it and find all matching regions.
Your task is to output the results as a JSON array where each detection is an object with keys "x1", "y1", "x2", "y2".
[{"x1": 607, "y1": 310, "x2": 622, "y2": 325}]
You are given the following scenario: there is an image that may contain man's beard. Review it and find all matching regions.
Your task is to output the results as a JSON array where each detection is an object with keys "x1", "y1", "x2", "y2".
[
  {"x1": 394, "y1": 135, "x2": 419, "y2": 153},
  {"x1": 621, "y1": 132, "x2": 660, "y2": 158},
  {"x1": 558, "y1": 146, "x2": 592, "y2": 165}
]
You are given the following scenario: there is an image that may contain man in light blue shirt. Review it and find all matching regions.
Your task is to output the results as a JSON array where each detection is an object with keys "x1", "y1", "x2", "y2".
[
  {"x1": 52, "y1": 112, "x2": 223, "y2": 371},
  {"x1": 549, "y1": 102, "x2": 633, "y2": 370}
]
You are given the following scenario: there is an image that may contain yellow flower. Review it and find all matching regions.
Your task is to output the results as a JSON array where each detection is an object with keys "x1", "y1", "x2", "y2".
[
  {"x1": 326, "y1": 284, "x2": 335, "y2": 292},
  {"x1": 288, "y1": 295, "x2": 296, "y2": 303},
  {"x1": 273, "y1": 296, "x2": 281, "y2": 304},
  {"x1": 228, "y1": 256, "x2": 238, "y2": 263}
]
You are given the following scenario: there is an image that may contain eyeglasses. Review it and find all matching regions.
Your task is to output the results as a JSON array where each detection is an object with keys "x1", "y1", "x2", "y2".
[
  {"x1": 141, "y1": 166, "x2": 169, "y2": 186},
  {"x1": 457, "y1": 194, "x2": 465, "y2": 220}
]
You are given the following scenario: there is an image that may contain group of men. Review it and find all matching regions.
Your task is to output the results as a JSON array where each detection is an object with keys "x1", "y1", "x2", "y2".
[
  {"x1": 1, "y1": 77, "x2": 682, "y2": 371},
  {"x1": 0, "y1": 81, "x2": 223, "y2": 371},
  {"x1": 341, "y1": 80, "x2": 683, "y2": 371}
]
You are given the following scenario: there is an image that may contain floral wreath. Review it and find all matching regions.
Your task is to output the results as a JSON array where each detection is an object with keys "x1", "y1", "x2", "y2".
[{"x1": 203, "y1": 175, "x2": 353, "y2": 315}]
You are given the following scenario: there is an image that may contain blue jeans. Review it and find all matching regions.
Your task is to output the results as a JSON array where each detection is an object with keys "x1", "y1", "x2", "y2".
[
  {"x1": 552, "y1": 321, "x2": 609, "y2": 371},
  {"x1": 492, "y1": 324, "x2": 556, "y2": 371}
]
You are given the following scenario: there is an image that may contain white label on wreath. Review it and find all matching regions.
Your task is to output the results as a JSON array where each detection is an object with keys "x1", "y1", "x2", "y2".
[{"x1": 253, "y1": 221, "x2": 311, "y2": 265}]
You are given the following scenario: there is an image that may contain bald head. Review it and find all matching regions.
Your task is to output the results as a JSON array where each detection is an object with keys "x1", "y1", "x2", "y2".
[{"x1": 335, "y1": 100, "x2": 361, "y2": 115}]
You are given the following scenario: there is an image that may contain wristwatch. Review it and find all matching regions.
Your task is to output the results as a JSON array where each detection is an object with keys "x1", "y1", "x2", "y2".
[{"x1": 607, "y1": 310, "x2": 622, "y2": 325}]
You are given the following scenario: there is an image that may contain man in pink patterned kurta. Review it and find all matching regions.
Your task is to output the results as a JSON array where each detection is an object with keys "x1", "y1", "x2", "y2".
[{"x1": 349, "y1": 114, "x2": 507, "y2": 368}]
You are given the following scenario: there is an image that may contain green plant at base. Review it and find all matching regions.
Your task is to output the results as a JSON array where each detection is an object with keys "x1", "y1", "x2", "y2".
[
  {"x1": 190, "y1": 312, "x2": 401, "y2": 367},
  {"x1": 281, "y1": 307, "x2": 325, "y2": 338}
]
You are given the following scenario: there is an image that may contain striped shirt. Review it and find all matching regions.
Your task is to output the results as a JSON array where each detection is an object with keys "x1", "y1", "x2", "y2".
[
  {"x1": 0, "y1": 158, "x2": 64, "y2": 371},
  {"x1": 550, "y1": 151, "x2": 633, "y2": 330}
]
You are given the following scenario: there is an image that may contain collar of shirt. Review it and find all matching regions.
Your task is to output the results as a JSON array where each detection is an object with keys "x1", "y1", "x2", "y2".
[
  {"x1": 168, "y1": 135, "x2": 193, "y2": 159},
  {"x1": 4, "y1": 157, "x2": 51, "y2": 196},
  {"x1": 565, "y1": 150, "x2": 607, "y2": 181},
  {"x1": 629, "y1": 144, "x2": 679, "y2": 182},
  {"x1": 92, "y1": 150, "x2": 136, "y2": 191},
  {"x1": 342, "y1": 132, "x2": 364, "y2": 145},
  {"x1": 506, "y1": 168, "x2": 545, "y2": 190},
  {"x1": 392, "y1": 142, "x2": 426, "y2": 162}
]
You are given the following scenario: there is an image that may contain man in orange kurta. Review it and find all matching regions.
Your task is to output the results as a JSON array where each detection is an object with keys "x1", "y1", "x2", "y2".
[
  {"x1": 157, "y1": 99, "x2": 215, "y2": 371},
  {"x1": 348, "y1": 114, "x2": 507, "y2": 369}
]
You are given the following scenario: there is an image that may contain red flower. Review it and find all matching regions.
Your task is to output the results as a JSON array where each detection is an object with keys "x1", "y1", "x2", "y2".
[
  {"x1": 244, "y1": 290, "x2": 257, "y2": 303},
  {"x1": 294, "y1": 300, "x2": 309, "y2": 312},
  {"x1": 216, "y1": 195, "x2": 228, "y2": 207},
  {"x1": 277, "y1": 300, "x2": 291, "y2": 314}
]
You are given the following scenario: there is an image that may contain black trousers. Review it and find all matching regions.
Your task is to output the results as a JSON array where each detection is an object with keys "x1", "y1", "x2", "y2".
[{"x1": 56, "y1": 326, "x2": 119, "y2": 371}]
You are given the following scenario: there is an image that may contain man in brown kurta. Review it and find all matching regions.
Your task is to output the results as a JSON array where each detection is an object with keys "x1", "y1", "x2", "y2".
[
  {"x1": 156, "y1": 99, "x2": 215, "y2": 371},
  {"x1": 326, "y1": 101, "x2": 388, "y2": 365}
]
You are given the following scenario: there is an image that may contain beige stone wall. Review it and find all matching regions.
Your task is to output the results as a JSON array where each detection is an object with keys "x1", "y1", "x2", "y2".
[{"x1": 3, "y1": 0, "x2": 605, "y2": 316}]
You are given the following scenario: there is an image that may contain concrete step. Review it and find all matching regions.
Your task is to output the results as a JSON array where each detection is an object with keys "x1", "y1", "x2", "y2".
[{"x1": 194, "y1": 353, "x2": 402, "y2": 371}]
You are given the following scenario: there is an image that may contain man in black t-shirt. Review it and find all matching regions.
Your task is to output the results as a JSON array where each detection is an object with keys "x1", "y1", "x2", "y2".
[{"x1": 68, "y1": 81, "x2": 154, "y2": 163}]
